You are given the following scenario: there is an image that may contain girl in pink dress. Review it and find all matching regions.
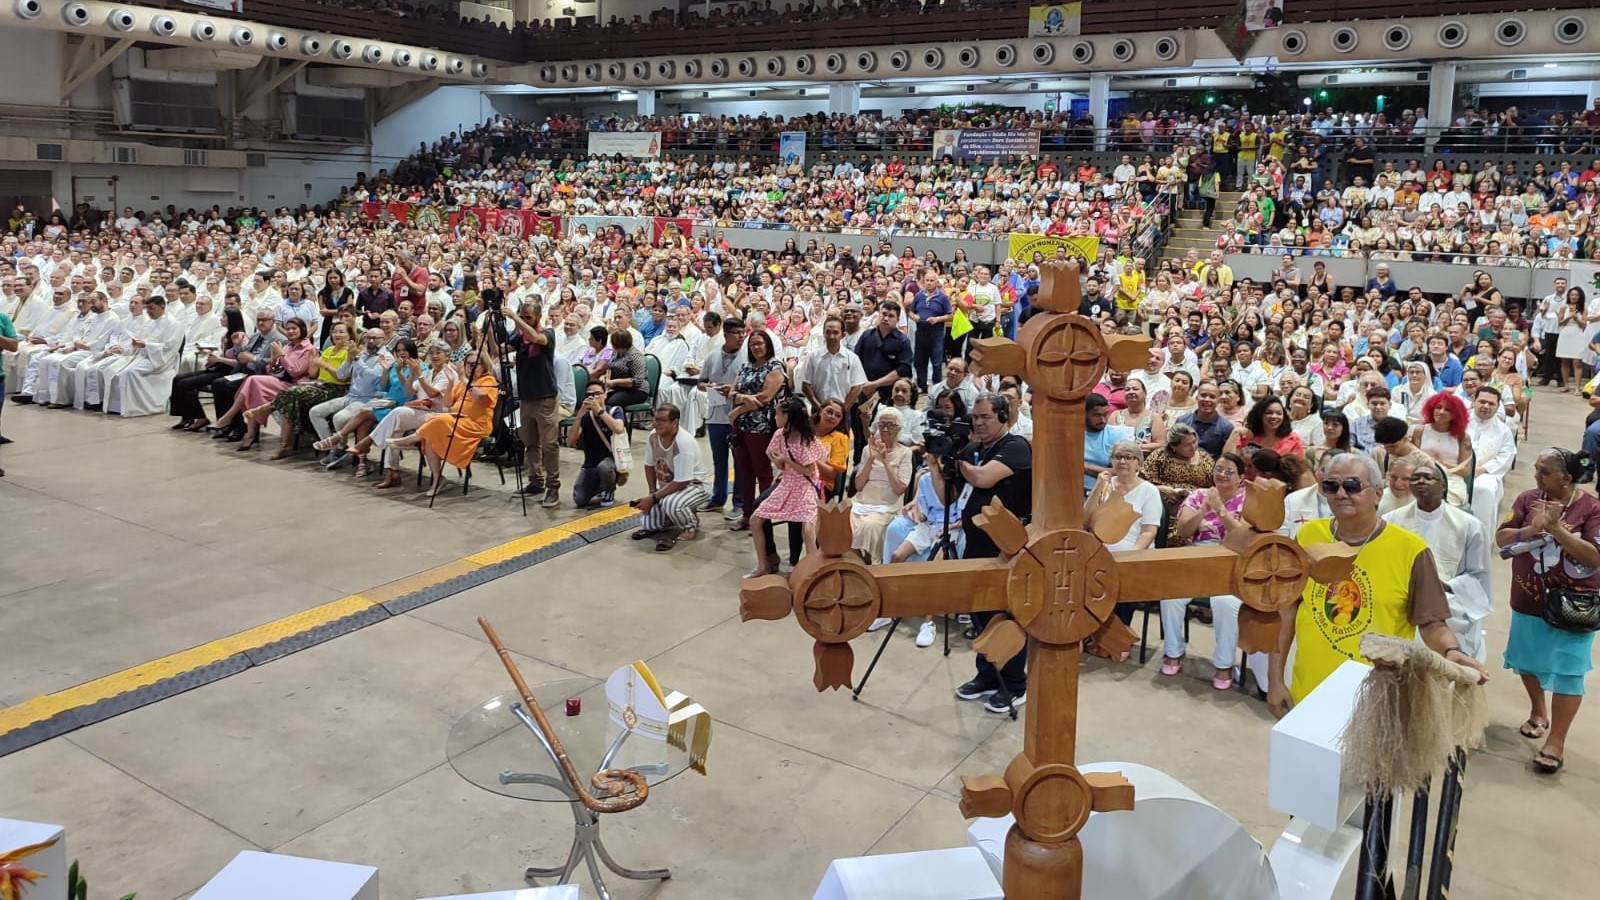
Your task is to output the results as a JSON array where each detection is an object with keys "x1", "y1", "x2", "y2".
[{"x1": 748, "y1": 395, "x2": 825, "y2": 578}]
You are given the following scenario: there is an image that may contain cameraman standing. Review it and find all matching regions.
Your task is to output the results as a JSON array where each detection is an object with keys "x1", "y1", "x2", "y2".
[
  {"x1": 951, "y1": 392, "x2": 1034, "y2": 714},
  {"x1": 504, "y1": 300, "x2": 561, "y2": 509}
]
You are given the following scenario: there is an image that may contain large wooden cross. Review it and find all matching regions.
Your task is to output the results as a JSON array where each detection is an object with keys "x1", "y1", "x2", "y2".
[{"x1": 741, "y1": 262, "x2": 1338, "y2": 899}]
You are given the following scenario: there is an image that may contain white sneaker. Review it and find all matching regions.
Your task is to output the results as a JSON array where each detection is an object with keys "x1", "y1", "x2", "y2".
[
  {"x1": 868, "y1": 617, "x2": 894, "y2": 633},
  {"x1": 916, "y1": 621, "x2": 936, "y2": 647}
]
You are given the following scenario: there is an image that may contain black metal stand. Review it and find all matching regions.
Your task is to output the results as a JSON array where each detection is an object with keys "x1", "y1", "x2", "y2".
[
  {"x1": 449, "y1": 309, "x2": 526, "y2": 515},
  {"x1": 1356, "y1": 790, "x2": 1398, "y2": 900},
  {"x1": 850, "y1": 458, "x2": 1005, "y2": 715},
  {"x1": 1426, "y1": 749, "x2": 1467, "y2": 900},
  {"x1": 1400, "y1": 783, "x2": 1430, "y2": 900}
]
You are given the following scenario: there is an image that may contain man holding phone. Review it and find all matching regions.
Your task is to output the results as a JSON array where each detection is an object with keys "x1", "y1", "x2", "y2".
[
  {"x1": 504, "y1": 300, "x2": 561, "y2": 508},
  {"x1": 569, "y1": 382, "x2": 624, "y2": 509}
]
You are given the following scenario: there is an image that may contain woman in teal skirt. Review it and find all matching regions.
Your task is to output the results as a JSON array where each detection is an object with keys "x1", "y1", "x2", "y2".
[{"x1": 1498, "y1": 448, "x2": 1600, "y2": 775}]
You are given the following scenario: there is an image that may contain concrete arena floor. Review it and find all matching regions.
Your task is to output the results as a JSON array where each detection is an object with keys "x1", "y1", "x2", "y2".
[{"x1": 0, "y1": 389, "x2": 1596, "y2": 899}]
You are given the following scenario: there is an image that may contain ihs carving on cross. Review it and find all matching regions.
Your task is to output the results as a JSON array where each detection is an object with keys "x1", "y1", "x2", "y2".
[{"x1": 740, "y1": 261, "x2": 1328, "y2": 899}]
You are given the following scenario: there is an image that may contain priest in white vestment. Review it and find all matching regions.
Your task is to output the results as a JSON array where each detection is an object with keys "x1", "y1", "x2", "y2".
[
  {"x1": 36, "y1": 292, "x2": 118, "y2": 407},
  {"x1": 1465, "y1": 386, "x2": 1516, "y2": 543},
  {"x1": 650, "y1": 321, "x2": 703, "y2": 436},
  {"x1": 179, "y1": 294, "x2": 223, "y2": 374},
  {"x1": 1383, "y1": 464, "x2": 1494, "y2": 662},
  {"x1": 76, "y1": 297, "x2": 149, "y2": 410},
  {"x1": 105, "y1": 294, "x2": 186, "y2": 417},
  {"x1": 7, "y1": 286, "x2": 75, "y2": 390}
]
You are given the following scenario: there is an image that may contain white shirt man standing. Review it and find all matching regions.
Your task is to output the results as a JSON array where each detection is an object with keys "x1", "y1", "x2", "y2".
[
  {"x1": 1531, "y1": 276, "x2": 1566, "y2": 385},
  {"x1": 796, "y1": 315, "x2": 867, "y2": 411},
  {"x1": 1465, "y1": 385, "x2": 1516, "y2": 541}
]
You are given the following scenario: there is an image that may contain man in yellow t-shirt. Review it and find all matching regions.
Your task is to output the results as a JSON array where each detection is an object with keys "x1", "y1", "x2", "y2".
[
  {"x1": 1235, "y1": 124, "x2": 1260, "y2": 189},
  {"x1": 1267, "y1": 453, "x2": 1486, "y2": 716}
]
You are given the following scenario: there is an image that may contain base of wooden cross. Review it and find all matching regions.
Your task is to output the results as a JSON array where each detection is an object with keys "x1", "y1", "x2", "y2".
[{"x1": 1003, "y1": 827, "x2": 1084, "y2": 900}]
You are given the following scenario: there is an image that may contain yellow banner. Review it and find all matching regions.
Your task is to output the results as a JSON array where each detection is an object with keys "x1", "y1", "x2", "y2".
[
  {"x1": 1027, "y1": 3, "x2": 1082, "y2": 37},
  {"x1": 1006, "y1": 233, "x2": 1100, "y2": 264}
]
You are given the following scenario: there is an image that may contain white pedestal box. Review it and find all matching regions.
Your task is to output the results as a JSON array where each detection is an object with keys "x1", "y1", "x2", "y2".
[
  {"x1": 417, "y1": 888, "x2": 580, "y2": 900},
  {"x1": 813, "y1": 847, "x2": 1003, "y2": 900},
  {"x1": 0, "y1": 818, "x2": 68, "y2": 900},
  {"x1": 966, "y1": 762, "x2": 1277, "y2": 900},
  {"x1": 1268, "y1": 659, "x2": 1368, "y2": 831},
  {"x1": 192, "y1": 850, "x2": 378, "y2": 900}
]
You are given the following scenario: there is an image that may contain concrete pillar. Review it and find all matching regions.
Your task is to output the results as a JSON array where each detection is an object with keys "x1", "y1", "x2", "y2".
[
  {"x1": 1427, "y1": 61, "x2": 1456, "y2": 144},
  {"x1": 636, "y1": 88, "x2": 656, "y2": 116},
  {"x1": 1089, "y1": 73, "x2": 1110, "y2": 150},
  {"x1": 828, "y1": 82, "x2": 861, "y2": 116}
]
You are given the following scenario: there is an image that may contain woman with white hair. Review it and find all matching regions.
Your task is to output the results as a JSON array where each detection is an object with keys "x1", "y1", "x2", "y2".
[
  {"x1": 1267, "y1": 451, "x2": 1488, "y2": 718},
  {"x1": 850, "y1": 405, "x2": 914, "y2": 563},
  {"x1": 1392, "y1": 359, "x2": 1436, "y2": 422}
]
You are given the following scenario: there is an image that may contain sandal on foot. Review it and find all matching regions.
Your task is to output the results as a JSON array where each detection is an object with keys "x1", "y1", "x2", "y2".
[
  {"x1": 631, "y1": 528, "x2": 658, "y2": 540},
  {"x1": 655, "y1": 535, "x2": 678, "y2": 552},
  {"x1": 1160, "y1": 656, "x2": 1185, "y2": 677},
  {"x1": 1533, "y1": 751, "x2": 1565, "y2": 774},
  {"x1": 727, "y1": 519, "x2": 750, "y2": 532},
  {"x1": 1212, "y1": 670, "x2": 1235, "y2": 691},
  {"x1": 1520, "y1": 718, "x2": 1550, "y2": 740}
]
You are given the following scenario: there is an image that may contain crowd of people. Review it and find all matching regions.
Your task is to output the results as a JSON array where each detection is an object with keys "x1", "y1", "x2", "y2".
[
  {"x1": 356, "y1": 100, "x2": 1600, "y2": 264},
  {"x1": 3, "y1": 101, "x2": 1598, "y2": 772}
]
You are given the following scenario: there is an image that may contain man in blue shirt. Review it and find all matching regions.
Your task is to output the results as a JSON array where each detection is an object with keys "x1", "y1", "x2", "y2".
[
  {"x1": 1427, "y1": 334, "x2": 1463, "y2": 388},
  {"x1": 907, "y1": 268, "x2": 951, "y2": 393},
  {"x1": 1178, "y1": 382, "x2": 1235, "y2": 457},
  {"x1": 1083, "y1": 393, "x2": 1134, "y2": 492}
]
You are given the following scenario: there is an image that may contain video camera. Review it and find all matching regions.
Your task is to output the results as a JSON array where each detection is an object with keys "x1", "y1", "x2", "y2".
[{"x1": 922, "y1": 409, "x2": 972, "y2": 460}]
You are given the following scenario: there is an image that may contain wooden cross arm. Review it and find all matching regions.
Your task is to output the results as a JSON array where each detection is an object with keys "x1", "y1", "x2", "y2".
[
  {"x1": 969, "y1": 336, "x2": 1027, "y2": 380},
  {"x1": 870, "y1": 559, "x2": 1011, "y2": 619},
  {"x1": 1107, "y1": 547, "x2": 1240, "y2": 604}
]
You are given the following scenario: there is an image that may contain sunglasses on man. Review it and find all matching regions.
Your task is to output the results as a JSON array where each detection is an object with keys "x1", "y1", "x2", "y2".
[{"x1": 1319, "y1": 478, "x2": 1369, "y2": 496}]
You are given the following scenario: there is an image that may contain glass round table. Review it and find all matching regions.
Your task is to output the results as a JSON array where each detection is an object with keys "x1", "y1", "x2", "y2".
[{"x1": 447, "y1": 678, "x2": 694, "y2": 899}]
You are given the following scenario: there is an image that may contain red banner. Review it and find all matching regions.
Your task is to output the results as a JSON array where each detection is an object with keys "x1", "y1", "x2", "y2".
[
  {"x1": 652, "y1": 216, "x2": 692, "y2": 248},
  {"x1": 357, "y1": 202, "x2": 560, "y2": 240}
]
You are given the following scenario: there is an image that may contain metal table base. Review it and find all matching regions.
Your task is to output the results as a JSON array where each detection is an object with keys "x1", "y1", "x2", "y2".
[{"x1": 498, "y1": 701, "x2": 672, "y2": 900}]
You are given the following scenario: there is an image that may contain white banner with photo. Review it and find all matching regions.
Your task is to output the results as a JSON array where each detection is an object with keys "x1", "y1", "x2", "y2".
[
  {"x1": 1245, "y1": 0, "x2": 1284, "y2": 31},
  {"x1": 587, "y1": 131, "x2": 663, "y2": 158},
  {"x1": 180, "y1": 0, "x2": 245, "y2": 11}
]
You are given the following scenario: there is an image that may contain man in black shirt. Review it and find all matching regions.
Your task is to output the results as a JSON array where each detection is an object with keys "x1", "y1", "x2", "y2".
[
  {"x1": 568, "y1": 381, "x2": 624, "y2": 508},
  {"x1": 950, "y1": 392, "x2": 1034, "y2": 714},
  {"x1": 852, "y1": 299, "x2": 913, "y2": 461},
  {"x1": 504, "y1": 300, "x2": 561, "y2": 508}
]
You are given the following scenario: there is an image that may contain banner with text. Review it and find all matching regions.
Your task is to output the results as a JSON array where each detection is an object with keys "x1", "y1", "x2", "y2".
[
  {"x1": 181, "y1": 0, "x2": 244, "y2": 11},
  {"x1": 932, "y1": 128, "x2": 1042, "y2": 161},
  {"x1": 779, "y1": 131, "x2": 808, "y2": 166},
  {"x1": 569, "y1": 215, "x2": 654, "y2": 239},
  {"x1": 1006, "y1": 233, "x2": 1101, "y2": 265},
  {"x1": 587, "y1": 131, "x2": 662, "y2": 158},
  {"x1": 1027, "y1": 3, "x2": 1081, "y2": 37}
]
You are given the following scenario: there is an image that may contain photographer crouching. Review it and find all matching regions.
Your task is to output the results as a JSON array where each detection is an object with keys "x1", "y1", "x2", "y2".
[{"x1": 946, "y1": 392, "x2": 1034, "y2": 714}]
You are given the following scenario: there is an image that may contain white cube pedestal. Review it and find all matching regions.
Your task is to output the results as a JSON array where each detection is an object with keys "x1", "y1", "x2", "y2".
[
  {"x1": 193, "y1": 850, "x2": 378, "y2": 900},
  {"x1": 1268, "y1": 659, "x2": 1368, "y2": 831},
  {"x1": 813, "y1": 847, "x2": 1002, "y2": 900},
  {"x1": 417, "y1": 888, "x2": 580, "y2": 900},
  {"x1": 0, "y1": 819, "x2": 68, "y2": 900}
]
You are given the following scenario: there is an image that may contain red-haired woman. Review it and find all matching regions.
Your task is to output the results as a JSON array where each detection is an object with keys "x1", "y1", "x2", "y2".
[{"x1": 1413, "y1": 391, "x2": 1472, "y2": 506}]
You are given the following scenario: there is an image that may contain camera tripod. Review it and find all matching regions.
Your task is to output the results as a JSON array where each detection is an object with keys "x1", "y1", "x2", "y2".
[
  {"x1": 432, "y1": 307, "x2": 527, "y2": 515},
  {"x1": 850, "y1": 451, "x2": 1006, "y2": 709}
]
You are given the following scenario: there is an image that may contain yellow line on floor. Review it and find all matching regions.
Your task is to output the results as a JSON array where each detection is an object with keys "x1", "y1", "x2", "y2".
[{"x1": 0, "y1": 507, "x2": 631, "y2": 737}]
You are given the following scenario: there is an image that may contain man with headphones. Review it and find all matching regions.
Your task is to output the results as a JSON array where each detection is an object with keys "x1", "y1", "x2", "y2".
[{"x1": 950, "y1": 391, "x2": 1034, "y2": 714}]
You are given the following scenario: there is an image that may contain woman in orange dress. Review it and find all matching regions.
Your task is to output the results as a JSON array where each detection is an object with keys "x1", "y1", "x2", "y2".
[{"x1": 403, "y1": 351, "x2": 500, "y2": 496}]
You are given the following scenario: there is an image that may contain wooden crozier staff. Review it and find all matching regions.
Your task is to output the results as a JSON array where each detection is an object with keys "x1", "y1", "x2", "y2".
[{"x1": 479, "y1": 616, "x2": 649, "y2": 812}]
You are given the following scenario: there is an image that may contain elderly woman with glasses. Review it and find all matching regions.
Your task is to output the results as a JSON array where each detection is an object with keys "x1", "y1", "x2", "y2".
[
  {"x1": 1267, "y1": 451, "x2": 1488, "y2": 719},
  {"x1": 1088, "y1": 440, "x2": 1165, "y2": 662},
  {"x1": 348, "y1": 340, "x2": 460, "y2": 489}
]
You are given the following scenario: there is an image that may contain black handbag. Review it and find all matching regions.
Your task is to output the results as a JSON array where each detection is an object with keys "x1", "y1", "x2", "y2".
[
  {"x1": 1542, "y1": 586, "x2": 1600, "y2": 633},
  {"x1": 1536, "y1": 552, "x2": 1600, "y2": 633}
]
